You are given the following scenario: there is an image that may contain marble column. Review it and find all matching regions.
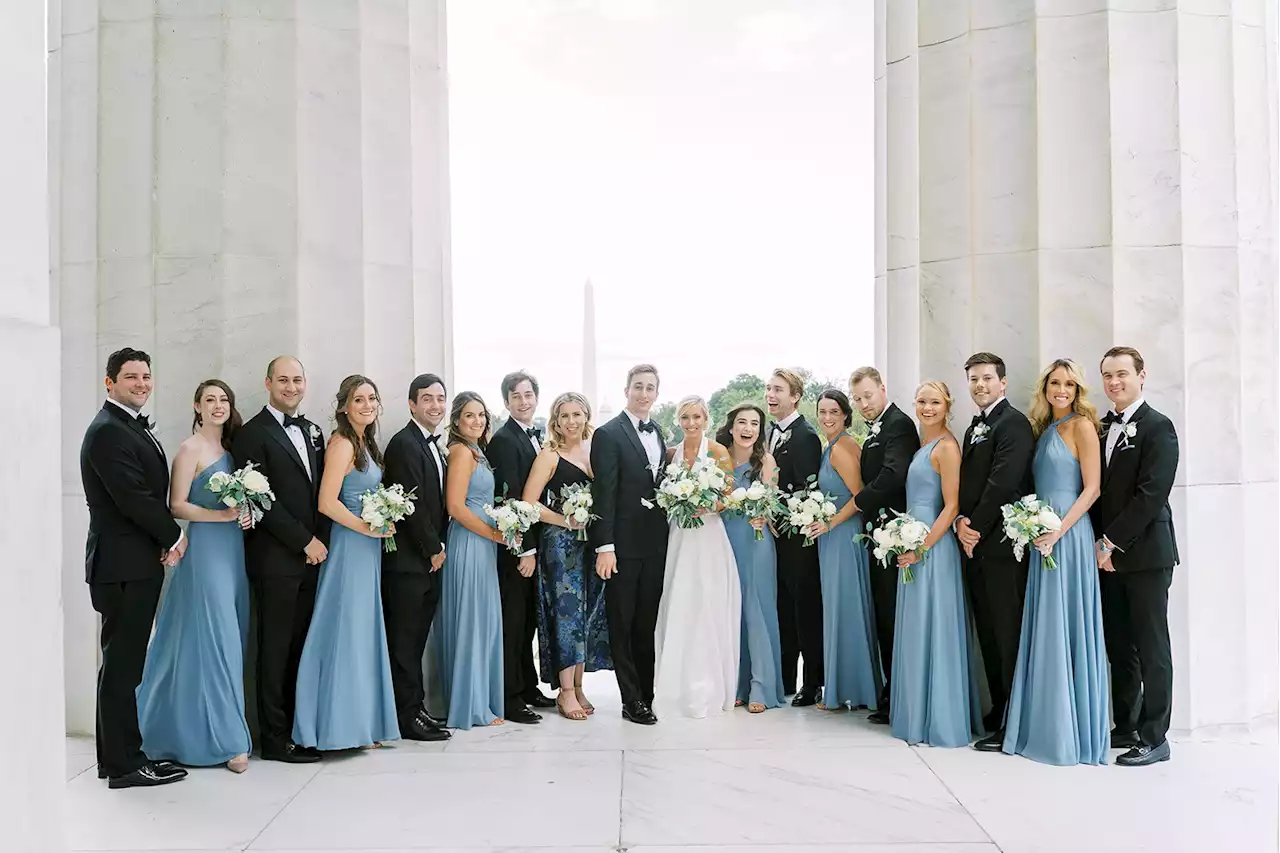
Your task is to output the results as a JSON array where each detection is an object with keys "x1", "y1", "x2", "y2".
[
  {"x1": 1, "y1": 1, "x2": 67, "y2": 847},
  {"x1": 52, "y1": 0, "x2": 454, "y2": 733},
  {"x1": 875, "y1": 0, "x2": 1279, "y2": 730}
]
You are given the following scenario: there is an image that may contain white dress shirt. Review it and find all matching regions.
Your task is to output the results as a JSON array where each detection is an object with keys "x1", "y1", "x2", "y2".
[
  {"x1": 981, "y1": 396, "x2": 1007, "y2": 419},
  {"x1": 105, "y1": 397, "x2": 184, "y2": 551},
  {"x1": 268, "y1": 403, "x2": 313, "y2": 479},
  {"x1": 511, "y1": 418, "x2": 543, "y2": 455},
  {"x1": 769, "y1": 410, "x2": 801, "y2": 452},
  {"x1": 1105, "y1": 396, "x2": 1144, "y2": 465},
  {"x1": 416, "y1": 421, "x2": 445, "y2": 491},
  {"x1": 596, "y1": 409, "x2": 663, "y2": 555}
]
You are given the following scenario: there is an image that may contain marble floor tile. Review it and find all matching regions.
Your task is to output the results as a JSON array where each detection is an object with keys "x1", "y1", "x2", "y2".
[
  {"x1": 626, "y1": 847, "x2": 999, "y2": 853},
  {"x1": 247, "y1": 749, "x2": 622, "y2": 850},
  {"x1": 620, "y1": 747, "x2": 989, "y2": 847},
  {"x1": 920, "y1": 741, "x2": 1279, "y2": 853},
  {"x1": 66, "y1": 758, "x2": 322, "y2": 851},
  {"x1": 66, "y1": 735, "x2": 98, "y2": 781}
]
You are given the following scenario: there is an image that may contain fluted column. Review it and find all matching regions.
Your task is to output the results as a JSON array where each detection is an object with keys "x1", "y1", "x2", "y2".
[
  {"x1": 876, "y1": 0, "x2": 1279, "y2": 730},
  {"x1": 53, "y1": 0, "x2": 454, "y2": 733}
]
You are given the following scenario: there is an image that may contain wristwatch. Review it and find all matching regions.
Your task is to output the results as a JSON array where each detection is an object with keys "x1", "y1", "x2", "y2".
[{"x1": 1097, "y1": 539, "x2": 1114, "y2": 556}]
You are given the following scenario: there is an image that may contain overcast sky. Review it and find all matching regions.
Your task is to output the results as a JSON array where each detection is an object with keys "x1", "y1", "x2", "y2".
[{"x1": 447, "y1": 0, "x2": 874, "y2": 416}]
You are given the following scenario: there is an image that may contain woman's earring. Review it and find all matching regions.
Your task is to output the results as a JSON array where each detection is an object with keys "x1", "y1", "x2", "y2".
[{"x1": 196, "y1": 414, "x2": 203, "y2": 426}]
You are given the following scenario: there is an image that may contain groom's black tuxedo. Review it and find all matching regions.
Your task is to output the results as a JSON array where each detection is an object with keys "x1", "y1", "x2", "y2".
[
  {"x1": 769, "y1": 414, "x2": 824, "y2": 693},
  {"x1": 854, "y1": 402, "x2": 920, "y2": 703},
  {"x1": 232, "y1": 406, "x2": 328, "y2": 752},
  {"x1": 381, "y1": 421, "x2": 449, "y2": 728},
  {"x1": 590, "y1": 412, "x2": 669, "y2": 707},
  {"x1": 487, "y1": 417, "x2": 545, "y2": 711},
  {"x1": 80, "y1": 400, "x2": 183, "y2": 778},
  {"x1": 1092, "y1": 401, "x2": 1180, "y2": 747},
  {"x1": 959, "y1": 397, "x2": 1035, "y2": 729}
]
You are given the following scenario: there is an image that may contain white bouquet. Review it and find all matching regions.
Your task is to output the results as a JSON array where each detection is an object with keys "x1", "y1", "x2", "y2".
[
  {"x1": 360, "y1": 482, "x2": 417, "y2": 553},
  {"x1": 858, "y1": 509, "x2": 932, "y2": 583},
  {"x1": 1001, "y1": 494, "x2": 1064, "y2": 569},
  {"x1": 778, "y1": 479, "x2": 838, "y2": 547},
  {"x1": 655, "y1": 453, "x2": 729, "y2": 530},
  {"x1": 206, "y1": 461, "x2": 275, "y2": 527},
  {"x1": 484, "y1": 499, "x2": 542, "y2": 553},
  {"x1": 558, "y1": 482, "x2": 598, "y2": 542},
  {"x1": 723, "y1": 477, "x2": 784, "y2": 541}
]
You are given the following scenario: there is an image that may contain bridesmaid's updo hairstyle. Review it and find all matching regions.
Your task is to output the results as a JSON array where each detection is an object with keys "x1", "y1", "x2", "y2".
[
  {"x1": 191, "y1": 379, "x2": 243, "y2": 451},
  {"x1": 544, "y1": 392, "x2": 594, "y2": 452},
  {"x1": 334, "y1": 374, "x2": 384, "y2": 471},
  {"x1": 816, "y1": 388, "x2": 854, "y2": 430},
  {"x1": 715, "y1": 403, "x2": 768, "y2": 483},
  {"x1": 914, "y1": 380, "x2": 954, "y2": 424},
  {"x1": 447, "y1": 391, "x2": 492, "y2": 462},
  {"x1": 1028, "y1": 358, "x2": 1101, "y2": 438}
]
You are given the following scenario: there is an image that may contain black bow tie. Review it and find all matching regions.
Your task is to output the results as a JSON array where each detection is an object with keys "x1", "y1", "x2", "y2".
[
  {"x1": 283, "y1": 414, "x2": 306, "y2": 430},
  {"x1": 1101, "y1": 412, "x2": 1122, "y2": 427},
  {"x1": 425, "y1": 433, "x2": 440, "y2": 445},
  {"x1": 637, "y1": 420, "x2": 656, "y2": 434},
  {"x1": 970, "y1": 413, "x2": 986, "y2": 428},
  {"x1": 769, "y1": 422, "x2": 783, "y2": 434},
  {"x1": 526, "y1": 427, "x2": 542, "y2": 440},
  {"x1": 137, "y1": 414, "x2": 154, "y2": 432}
]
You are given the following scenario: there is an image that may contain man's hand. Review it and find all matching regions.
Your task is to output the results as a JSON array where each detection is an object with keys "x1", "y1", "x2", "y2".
[
  {"x1": 517, "y1": 554, "x2": 536, "y2": 578},
  {"x1": 1096, "y1": 542, "x2": 1115, "y2": 572},
  {"x1": 596, "y1": 551, "x2": 618, "y2": 580},
  {"x1": 304, "y1": 537, "x2": 328, "y2": 565},
  {"x1": 955, "y1": 517, "x2": 980, "y2": 557},
  {"x1": 162, "y1": 536, "x2": 187, "y2": 568},
  {"x1": 430, "y1": 548, "x2": 446, "y2": 571}
]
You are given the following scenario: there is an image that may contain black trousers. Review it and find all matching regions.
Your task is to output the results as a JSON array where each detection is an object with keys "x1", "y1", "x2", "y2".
[
  {"x1": 497, "y1": 553, "x2": 540, "y2": 712},
  {"x1": 91, "y1": 577, "x2": 163, "y2": 778},
  {"x1": 381, "y1": 569, "x2": 440, "y2": 726},
  {"x1": 252, "y1": 571, "x2": 317, "y2": 751},
  {"x1": 866, "y1": 542, "x2": 897, "y2": 705},
  {"x1": 965, "y1": 550, "x2": 1027, "y2": 728},
  {"x1": 776, "y1": 573, "x2": 798, "y2": 693},
  {"x1": 604, "y1": 553, "x2": 666, "y2": 707},
  {"x1": 1101, "y1": 567, "x2": 1174, "y2": 747},
  {"x1": 775, "y1": 533, "x2": 824, "y2": 690}
]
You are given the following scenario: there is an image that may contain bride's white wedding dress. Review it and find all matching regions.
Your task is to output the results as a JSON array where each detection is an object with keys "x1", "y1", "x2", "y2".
[{"x1": 652, "y1": 434, "x2": 742, "y2": 719}]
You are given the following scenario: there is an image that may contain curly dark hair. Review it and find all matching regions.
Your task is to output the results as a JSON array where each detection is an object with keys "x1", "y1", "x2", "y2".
[{"x1": 715, "y1": 403, "x2": 768, "y2": 484}]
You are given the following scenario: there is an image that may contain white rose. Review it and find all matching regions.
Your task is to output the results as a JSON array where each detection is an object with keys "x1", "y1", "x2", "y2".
[
  {"x1": 208, "y1": 471, "x2": 232, "y2": 490},
  {"x1": 746, "y1": 482, "x2": 766, "y2": 499},
  {"x1": 872, "y1": 528, "x2": 889, "y2": 546},
  {"x1": 873, "y1": 547, "x2": 887, "y2": 562},
  {"x1": 241, "y1": 469, "x2": 270, "y2": 494},
  {"x1": 730, "y1": 487, "x2": 748, "y2": 502},
  {"x1": 822, "y1": 501, "x2": 837, "y2": 517},
  {"x1": 1037, "y1": 508, "x2": 1062, "y2": 531},
  {"x1": 222, "y1": 495, "x2": 239, "y2": 508},
  {"x1": 786, "y1": 497, "x2": 801, "y2": 511}
]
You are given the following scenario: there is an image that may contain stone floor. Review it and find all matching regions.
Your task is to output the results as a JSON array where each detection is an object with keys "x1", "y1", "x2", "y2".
[{"x1": 64, "y1": 674, "x2": 1277, "y2": 853}]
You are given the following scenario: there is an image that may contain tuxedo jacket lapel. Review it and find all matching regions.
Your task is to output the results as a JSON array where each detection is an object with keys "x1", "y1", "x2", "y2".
[
  {"x1": 619, "y1": 414, "x2": 654, "y2": 476},
  {"x1": 264, "y1": 411, "x2": 312, "y2": 480},
  {"x1": 1103, "y1": 401, "x2": 1149, "y2": 488}
]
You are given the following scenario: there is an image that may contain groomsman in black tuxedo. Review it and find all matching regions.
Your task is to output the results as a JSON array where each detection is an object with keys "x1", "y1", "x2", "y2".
[
  {"x1": 766, "y1": 368, "x2": 825, "y2": 707},
  {"x1": 847, "y1": 366, "x2": 920, "y2": 723},
  {"x1": 232, "y1": 356, "x2": 329, "y2": 763},
  {"x1": 1093, "y1": 346, "x2": 1179, "y2": 767},
  {"x1": 81, "y1": 348, "x2": 189, "y2": 789},
  {"x1": 954, "y1": 352, "x2": 1035, "y2": 750},
  {"x1": 590, "y1": 364, "x2": 669, "y2": 725},
  {"x1": 381, "y1": 374, "x2": 452, "y2": 742},
  {"x1": 487, "y1": 371, "x2": 556, "y2": 724}
]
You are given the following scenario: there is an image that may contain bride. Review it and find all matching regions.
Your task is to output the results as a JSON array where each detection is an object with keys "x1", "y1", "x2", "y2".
[{"x1": 652, "y1": 395, "x2": 742, "y2": 719}]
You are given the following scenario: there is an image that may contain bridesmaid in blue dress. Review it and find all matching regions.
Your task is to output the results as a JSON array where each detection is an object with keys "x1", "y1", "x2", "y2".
[
  {"x1": 522, "y1": 392, "x2": 611, "y2": 722},
  {"x1": 716, "y1": 404, "x2": 785, "y2": 712},
  {"x1": 891, "y1": 381, "x2": 982, "y2": 747},
  {"x1": 809, "y1": 390, "x2": 882, "y2": 712},
  {"x1": 293, "y1": 375, "x2": 400, "y2": 750},
  {"x1": 1002, "y1": 359, "x2": 1110, "y2": 765},
  {"x1": 436, "y1": 392, "x2": 507, "y2": 729},
  {"x1": 138, "y1": 380, "x2": 252, "y2": 772}
]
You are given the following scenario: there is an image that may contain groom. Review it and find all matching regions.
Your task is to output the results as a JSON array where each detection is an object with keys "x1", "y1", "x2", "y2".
[{"x1": 590, "y1": 364, "x2": 668, "y2": 725}]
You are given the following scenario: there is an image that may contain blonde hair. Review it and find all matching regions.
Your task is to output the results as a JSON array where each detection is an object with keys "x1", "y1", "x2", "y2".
[
  {"x1": 544, "y1": 392, "x2": 594, "y2": 452},
  {"x1": 771, "y1": 368, "x2": 805, "y2": 399},
  {"x1": 914, "y1": 380, "x2": 954, "y2": 424},
  {"x1": 849, "y1": 366, "x2": 883, "y2": 388},
  {"x1": 676, "y1": 395, "x2": 709, "y2": 422},
  {"x1": 1028, "y1": 359, "x2": 1101, "y2": 437}
]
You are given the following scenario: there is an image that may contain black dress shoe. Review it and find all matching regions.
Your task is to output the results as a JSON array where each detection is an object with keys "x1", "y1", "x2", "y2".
[
  {"x1": 506, "y1": 706, "x2": 543, "y2": 725},
  {"x1": 417, "y1": 708, "x2": 448, "y2": 730},
  {"x1": 108, "y1": 761, "x2": 187, "y2": 789},
  {"x1": 1116, "y1": 741, "x2": 1170, "y2": 767},
  {"x1": 401, "y1": 716, "x2": 452, "y2": 741},
  {"x1": 622, "y1": 700, "x2": 658, "y2": 725},
  {"x1": 261, "y1": 742, "x2": 321, "y2": 764},
  {"x1": 867, "y1": 709, "x2": 890, "y2": 725},
  {"x1": 791, "y1": 687, "x2": 820, "y2": 707},
  {"x1": 524, "y1": 691, "x2": 557, "y2": 709},
  {"x1": 1110, "y1": 729, "x2": 1141, "y2": 750},
  {"x1": 99, "y1": 759, "x2": 177, "y2": 780},
  {"x1": 973, "y1": 730, "x2": 1005, "y2": 752}
]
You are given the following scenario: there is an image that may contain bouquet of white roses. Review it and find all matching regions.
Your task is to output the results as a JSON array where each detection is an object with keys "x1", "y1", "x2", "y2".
[
  {"x1": 206, "y1": 462, "x2": 275, "y2": 527},
  {"x1": 1000, "y1": 494, "x2": 1063, "y2": 569},
  {"x1": 655, "y1": 453, "x2": 729, "y2": 530},
  {"x1": 484, "y1": 499, "x2": 542, "y2": 553},
  {"x1": 723, "y1": 477, "x2": 784, "y2": 541},
  {"x1": 558, "y1": 482, "x2": 598, "y2": 542},
  {"x1": 360, "y1": 482, "x2": 417, "y2": 553},
  {"x1": 857, "y1": 509, "x2": 931, "y2": 583},
  {"x1": 778, "y1": 479, "x2": 838, "y2": 546}
]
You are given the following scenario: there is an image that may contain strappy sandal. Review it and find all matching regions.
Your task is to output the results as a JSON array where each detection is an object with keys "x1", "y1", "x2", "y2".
[
  {"x1": 734, "y1": 700, "x2": 746, "y2": 708},
  {"x1": 575, "y1": 686, "x2": 595, "y2": 715},
  {"x1": 747, "y1": 703, "x2": 766, "y2": 714},
  {"x1": 558, "y1": 692, "x2": 589, "y2": 721}
]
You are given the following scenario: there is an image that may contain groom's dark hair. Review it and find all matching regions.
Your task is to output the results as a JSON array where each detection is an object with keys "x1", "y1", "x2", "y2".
[
  {"x1": 409, "y1": 373, "x2": 447, "y2": 401},
  {"x1": 963, "y1": 352, "x2": 1006, "y2": 379},
  {"x1": 500, "y1": 370, "x2": 539, "y2": 402},
  {"x1": 1100, "y1": 346, "x2": 1145, "y2": 373},
  {"x1": 106, "y1": 347, "x2": 151, "y2": 381}
]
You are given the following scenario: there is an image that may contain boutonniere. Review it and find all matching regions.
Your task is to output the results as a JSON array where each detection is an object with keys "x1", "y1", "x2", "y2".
[
  {"x1": 641, "y1": 498, "x2": 655, "y2": 509},
  {"x1": 775, "y1": 431, "x2": 791, "y2": 449},
  {"x1": 970, "y1": 423, "x2": 991, "y2": 445},
  {"x1": 869, "y1": 421, "x2": 882, "y2": 438},
  {"x1": 308, "y1": 424, "x2": 322, "y2": 447},
  {"x1": 1117, "y1": 422, "x2": 1138, "y2": 450}
]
